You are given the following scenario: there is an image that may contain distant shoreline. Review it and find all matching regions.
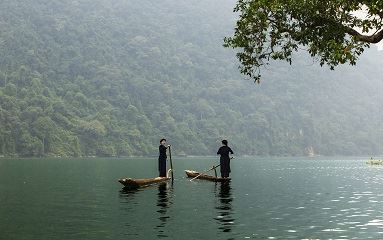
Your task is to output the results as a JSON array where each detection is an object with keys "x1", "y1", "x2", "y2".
[{"x1": 0, "y1": 155, "x2": 381, "y2": 160}]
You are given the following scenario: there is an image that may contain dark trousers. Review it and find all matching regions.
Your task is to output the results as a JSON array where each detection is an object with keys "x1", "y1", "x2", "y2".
[
  {"x1": 158, "y1": 157, "x2": 167, "y2": 177},
  {"x1": 220, "y1": 157, "x2": 231, "y2": 178}
]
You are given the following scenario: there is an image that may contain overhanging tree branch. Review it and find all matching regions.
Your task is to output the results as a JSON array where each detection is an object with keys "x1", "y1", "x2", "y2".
[
  {"x1": 225, "y1": 0, "x2": 383, "y2": 82},
  {"x1": 344, "y1": 27, "x2": 383, "y2": 43}
]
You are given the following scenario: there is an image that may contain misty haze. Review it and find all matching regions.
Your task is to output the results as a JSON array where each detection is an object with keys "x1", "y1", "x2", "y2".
[{"x1": 1, "y1": 0, "x2": 383, "y2": 239}]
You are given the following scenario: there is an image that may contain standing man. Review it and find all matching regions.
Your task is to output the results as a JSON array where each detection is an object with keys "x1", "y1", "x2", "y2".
[
  {"x1": 217, "y1": 140, "x2": 234, "y2": 178},
  {"x1": 158, "y1": 138, "x2": 170, "y2": 177}
]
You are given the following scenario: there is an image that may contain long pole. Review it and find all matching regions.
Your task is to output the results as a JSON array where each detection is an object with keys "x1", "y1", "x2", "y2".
[{"x1": 169, "y1": 145, "x2": 174, "y2": 181}]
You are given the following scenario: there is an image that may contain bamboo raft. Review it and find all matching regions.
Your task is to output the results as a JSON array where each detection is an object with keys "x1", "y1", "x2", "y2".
[
  {"x1": 118, "y1": 177, "x2": 170, "y2": 188},
  {"x1": 185, "y1": 170, "x2": 231, "y2": 182},
  {"x1": 118, "y1": 169, "x2": 172, "y2": 188}
]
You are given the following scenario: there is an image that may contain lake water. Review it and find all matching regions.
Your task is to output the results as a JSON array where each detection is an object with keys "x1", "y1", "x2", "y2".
[{"x1": 1, "y1": 157, "x2": 383, "y2": 239}]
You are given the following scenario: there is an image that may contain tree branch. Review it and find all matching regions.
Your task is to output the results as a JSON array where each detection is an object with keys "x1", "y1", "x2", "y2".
[{"x1": 344, "y1": 27, "x2": 383, "y2": 43}]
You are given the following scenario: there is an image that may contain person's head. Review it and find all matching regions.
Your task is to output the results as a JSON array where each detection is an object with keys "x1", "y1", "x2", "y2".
[
  {"x1": 160, "y1": 138, "x2": 167, "y2": 145},
  {"x1": 222, "y1": 140, "x2": 228, "y2": 146}
]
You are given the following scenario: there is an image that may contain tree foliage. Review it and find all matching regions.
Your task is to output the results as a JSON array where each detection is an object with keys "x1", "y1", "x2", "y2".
[{"x1": 224, "y1": 0, "x2": 383, "y2": 82}]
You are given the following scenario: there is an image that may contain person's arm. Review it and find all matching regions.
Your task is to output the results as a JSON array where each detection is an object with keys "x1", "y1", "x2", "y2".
[
  {"x1": 160, "y1": 145, "x2": 167, "y2": 154},
  {"x1": 229, "y1": 147, "x2": 233, "y2": 154},
  {"x1": 217, "y1": 147, "x2": 221, "y2": 155}
]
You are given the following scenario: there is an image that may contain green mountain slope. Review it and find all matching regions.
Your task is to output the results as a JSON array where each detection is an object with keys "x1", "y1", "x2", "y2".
[{"x1": 1, "y1": 0, "x2": 383, "y2": 157}]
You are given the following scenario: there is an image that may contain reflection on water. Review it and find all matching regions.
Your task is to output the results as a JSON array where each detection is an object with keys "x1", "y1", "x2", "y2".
[
  {"x1": 118, "y1": 186, "x2": 142, "y2": 237},
  {"x1": 119, "y1": 187, "x2": 141, "y2": 203},
  {"x1": 120, "y1": 187, "x2": 141, "y2": 196},
  {"x1": 156, "y1": 183, "x2": 173, "y2": 238},
  {"x1": 118, "y1": 183, "x2": 174, "y2": 238},
  {"x1": 215, "y1": 182, "x2": 235, "y2": 234},
  {"x1": 6, "y1": 157, "x2": 383, "y2": 239}
]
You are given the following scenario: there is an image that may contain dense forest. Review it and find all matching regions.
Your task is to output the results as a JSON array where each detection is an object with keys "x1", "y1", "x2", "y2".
[{"x1": 1, "y1": 0, "x2": 383, "y2": 157}]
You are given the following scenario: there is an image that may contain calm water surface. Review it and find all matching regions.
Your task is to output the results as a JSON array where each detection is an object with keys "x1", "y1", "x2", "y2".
[{"x1": 1, "y1": 157, "x2": 383, "y2": 239}]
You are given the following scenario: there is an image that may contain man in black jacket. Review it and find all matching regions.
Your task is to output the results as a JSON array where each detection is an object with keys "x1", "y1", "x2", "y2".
[
  {"x1": 158, "y1": 139, "x2": 170, "y2": 177},
  {"x1": 217, "y1": 140, "x2": 234, "y2": 178}
]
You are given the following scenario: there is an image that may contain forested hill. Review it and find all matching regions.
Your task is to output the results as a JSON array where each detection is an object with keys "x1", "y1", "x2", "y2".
[{"x1": 1, "y1": 0, "x2": 383, "y2": 157}]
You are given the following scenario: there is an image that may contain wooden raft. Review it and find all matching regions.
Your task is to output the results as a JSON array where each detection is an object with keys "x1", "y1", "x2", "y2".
[
  {"x1": 118, "y1": 177, "x2": 170, "y2": 188},
  {"x1": 185, "y1": 170, "x2": 231, "y2": 182},
  {"x1": 118, "y1": 169, "x2": 172, "y2": 188}
]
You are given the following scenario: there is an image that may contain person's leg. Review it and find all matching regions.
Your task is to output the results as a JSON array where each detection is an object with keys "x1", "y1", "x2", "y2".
[
  {"x1": 221, "y1": 158, "x2": 230, "y2": 178},
  {"x1": 220, "y1": 159, "x2": 224, "y2": 178},
  {"x1": 159, "y1": 169, "x2": 166, "y2": 177},
  {"x1": 159, "y1": 158, "x2": 166, "y2": 177}
]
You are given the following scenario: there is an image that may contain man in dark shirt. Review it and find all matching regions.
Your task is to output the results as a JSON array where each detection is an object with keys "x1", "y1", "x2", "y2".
[
  {"x1": 158, "y1": 139, "x2": 170, "y2": 177},
  {"x1": 217, "y1": 140, "x2": 234, "y2": 178}
]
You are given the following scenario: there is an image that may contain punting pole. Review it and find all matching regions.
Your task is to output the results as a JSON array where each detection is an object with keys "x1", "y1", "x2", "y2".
[{"x1": 169, "y1": 145, "x2": 174, "y2": 181}]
